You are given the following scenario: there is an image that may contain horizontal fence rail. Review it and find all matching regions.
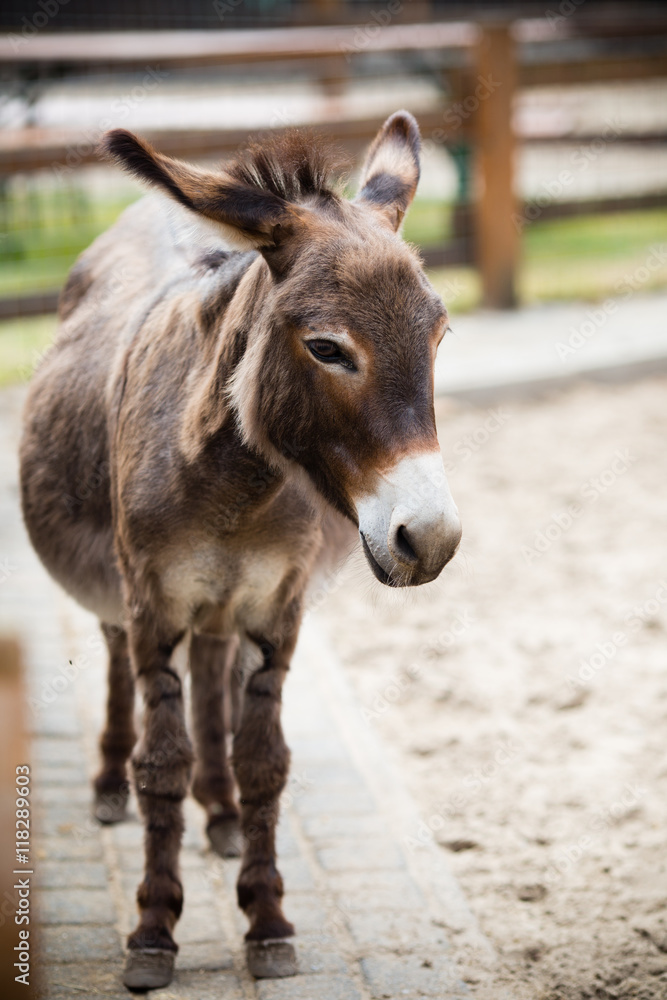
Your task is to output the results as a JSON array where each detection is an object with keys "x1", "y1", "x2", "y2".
[{"x1": 1, "y1": 16, "x2": 667, "y2": 315}]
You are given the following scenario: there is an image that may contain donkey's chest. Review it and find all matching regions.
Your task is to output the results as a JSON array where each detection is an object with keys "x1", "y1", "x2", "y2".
[
  {"x1": 160, "y1": 540, "x2": 300, "y2": 637},
  {"x1": 227, "y1": 549, "x2": 296, "y2": 628}
]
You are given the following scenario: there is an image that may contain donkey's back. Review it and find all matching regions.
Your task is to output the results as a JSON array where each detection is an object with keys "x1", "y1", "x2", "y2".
[{"x1": 20, "y1": 196, "x2": 257, "y2": 622}]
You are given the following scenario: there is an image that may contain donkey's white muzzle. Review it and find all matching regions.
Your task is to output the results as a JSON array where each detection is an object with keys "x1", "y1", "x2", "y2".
[{"x1": 356, "y1": 450, "x2": 461, "y2": 587}]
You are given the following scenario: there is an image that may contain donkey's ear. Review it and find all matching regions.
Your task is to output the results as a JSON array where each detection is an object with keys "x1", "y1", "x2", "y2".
[
  {"x1": 355, "y1": 111, "x2": 421, "y2": 232},
  {"x1": 100, "y1": 129, "x2": 292, "y2": 251}
]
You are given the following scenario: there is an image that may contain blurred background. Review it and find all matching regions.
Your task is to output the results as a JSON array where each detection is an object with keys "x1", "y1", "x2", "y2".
[
  {"x1": 1, "y1": 5, "x2": 667, "y2": 998},
  {"x1": 0, "y1": 0, "x2": 666, "y2": 383}
]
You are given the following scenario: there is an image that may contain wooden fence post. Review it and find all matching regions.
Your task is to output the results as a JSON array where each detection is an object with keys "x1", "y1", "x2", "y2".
[
  {"x1": 475, "y1": 22, "x2": 519, "y2": 309},
  {"x1": 0, "y1": 637, "x2": 41, "y2": 999}
]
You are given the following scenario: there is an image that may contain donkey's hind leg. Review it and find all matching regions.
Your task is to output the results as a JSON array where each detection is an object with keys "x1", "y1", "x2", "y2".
[
  {"x1": 94, "y1": 623, "x2": 136, "y2": 824},
  {"x1": 189, "y1": 633, "x2": 242, "y2": 857},
  {"x1": 229, "y1": 644, "x2": 244, "y2": 736}
]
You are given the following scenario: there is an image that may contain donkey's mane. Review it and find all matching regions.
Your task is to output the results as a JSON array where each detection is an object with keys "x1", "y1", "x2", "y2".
[{"x1": 225, "y1": 130, "x2": 345, "y2": 203}]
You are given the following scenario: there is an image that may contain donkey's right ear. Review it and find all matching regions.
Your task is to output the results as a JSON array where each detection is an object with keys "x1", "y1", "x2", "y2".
[
  {"x1": 100, "y1": 129, "x2": 292, "y2": 252},
  {"x1": 355, "y1": 111, "x2": 421, "y2": 232}
]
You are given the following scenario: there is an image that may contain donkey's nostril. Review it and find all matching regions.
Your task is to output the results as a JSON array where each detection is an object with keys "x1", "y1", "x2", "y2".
[{"x1": 394, "y1": 524, "x2": 419, "y2": 565}]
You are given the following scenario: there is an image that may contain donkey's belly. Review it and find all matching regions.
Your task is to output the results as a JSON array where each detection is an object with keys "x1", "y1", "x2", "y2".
[
  {"x1": 21, "y1": 463, "x2": 123, "y2": 624},
  {"x1": 54, "y1": 544, "x2": 123, "y2": 624},
  {"x1": 20, "y1": 361, "x2": 124, "y2": 625}
]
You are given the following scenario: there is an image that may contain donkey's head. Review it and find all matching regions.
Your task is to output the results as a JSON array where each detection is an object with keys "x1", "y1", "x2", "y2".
[{"x1": 102, "y1": 112, "x2": 461, "y2": 586}]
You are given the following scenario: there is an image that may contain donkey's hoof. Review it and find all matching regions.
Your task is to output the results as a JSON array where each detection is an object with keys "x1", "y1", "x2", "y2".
[
  {"x1": 206, "y1": 814, "x2": 242, "y2": 858},
  {"x1": 94, "y1": 789, "x2": 129, "y2": 825},
  {"x1": 123, "y1": 948, "x2": 175, "y2": 990},
  {"x1": 246, "y1": 939, "x2": 298, "y2": 979}
]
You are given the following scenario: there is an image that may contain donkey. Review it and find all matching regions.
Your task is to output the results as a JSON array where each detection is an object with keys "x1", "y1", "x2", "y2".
[{"x1": 20, "y1": 111, "x2": 461, "y2": 989}]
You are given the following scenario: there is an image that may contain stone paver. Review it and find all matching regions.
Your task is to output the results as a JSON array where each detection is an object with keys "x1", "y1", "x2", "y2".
[
  {"x1": 256, "y1": 974, "x2": 364, "y2": 1000},
  {"x1": 41, "y1": 924, "x2": 124, "y2": 963},
  {"x1": 38, "y1": 860, "x2": 107, "y2": 889},
  {"x1": 0, "y1": 385, "x2": 491, "y2": 998},
  {"x1": 38, "y1": 888, "x2": 116, "y2": 926},
  {"x1": 361, "y1": 955, "x2": 466, "y2": 1000}
]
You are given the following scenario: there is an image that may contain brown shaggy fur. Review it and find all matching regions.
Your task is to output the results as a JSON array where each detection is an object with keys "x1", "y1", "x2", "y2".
[{"x1": 20, "y1": 113, "x2": 453, "y2": 972}]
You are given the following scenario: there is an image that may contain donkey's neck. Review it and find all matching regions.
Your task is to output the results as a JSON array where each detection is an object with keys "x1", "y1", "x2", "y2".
[{"x1": 179, "y1": 254, "x2": 274, "y2": 469}]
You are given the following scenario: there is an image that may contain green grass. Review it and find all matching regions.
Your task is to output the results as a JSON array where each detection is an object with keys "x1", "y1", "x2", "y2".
[
  {"x1": 525, "y1": 208, "x2": 667, "y2": 261},
  {"x1": 0, "y1": 188, "x2": 137, "y2": 295},
  {"x1": 519, "y1": 209, "x2": 667, "y2": 306},
  {"x1": 403, "y1": 199, "x2": 453, "y2": 249},
  {"x1": 1, "y1": 192, "x2": 666, "y2": 383},
  {"x1": 428, "y1": 267, "x2": 480, "y2": 314},
  {"x1": 0, "y1": 314, "x2": 57, "y2": 387},
  {"x1": 425, "y1": 207, "x2": 667, "y2": 313}
]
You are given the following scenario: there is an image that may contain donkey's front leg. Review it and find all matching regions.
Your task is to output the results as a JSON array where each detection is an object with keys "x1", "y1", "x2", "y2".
[
  {"x1": 123, "y1": 617, "x2": 193, "y2": 991},
  {"x1": 233, "y1": 635, "x2": 298, "y2": 979}
]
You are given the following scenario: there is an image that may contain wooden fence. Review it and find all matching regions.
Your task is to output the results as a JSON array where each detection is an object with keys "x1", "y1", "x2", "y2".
[{"x1": 1, "y1": 15, "x2": 666, "y2": 312}]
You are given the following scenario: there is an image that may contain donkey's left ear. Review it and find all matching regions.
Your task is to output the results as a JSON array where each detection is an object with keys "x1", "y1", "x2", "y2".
[{"x1": 355, "y1": 111, "x2": 421, "y2": 232}]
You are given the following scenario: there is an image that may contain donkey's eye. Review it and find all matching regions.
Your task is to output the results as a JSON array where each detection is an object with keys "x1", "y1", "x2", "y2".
[{"x1": 307, "y1": 340, "x2": 355, "y2": 370}]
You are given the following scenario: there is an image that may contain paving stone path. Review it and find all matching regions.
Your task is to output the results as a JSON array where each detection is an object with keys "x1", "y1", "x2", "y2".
[{"x1": 1, "y1": 387, "x2": 493, "y2": 1000}]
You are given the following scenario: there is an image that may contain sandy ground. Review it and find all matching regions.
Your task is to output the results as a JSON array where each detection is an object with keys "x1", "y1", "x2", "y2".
[{"x1": 319, "y1": 376, "x2": 667, "y2": 1000}]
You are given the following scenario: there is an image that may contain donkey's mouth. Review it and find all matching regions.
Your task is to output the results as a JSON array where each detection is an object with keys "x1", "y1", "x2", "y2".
[{"x1": 360, "y1": 532, "x2": 396, "y2": 587}]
